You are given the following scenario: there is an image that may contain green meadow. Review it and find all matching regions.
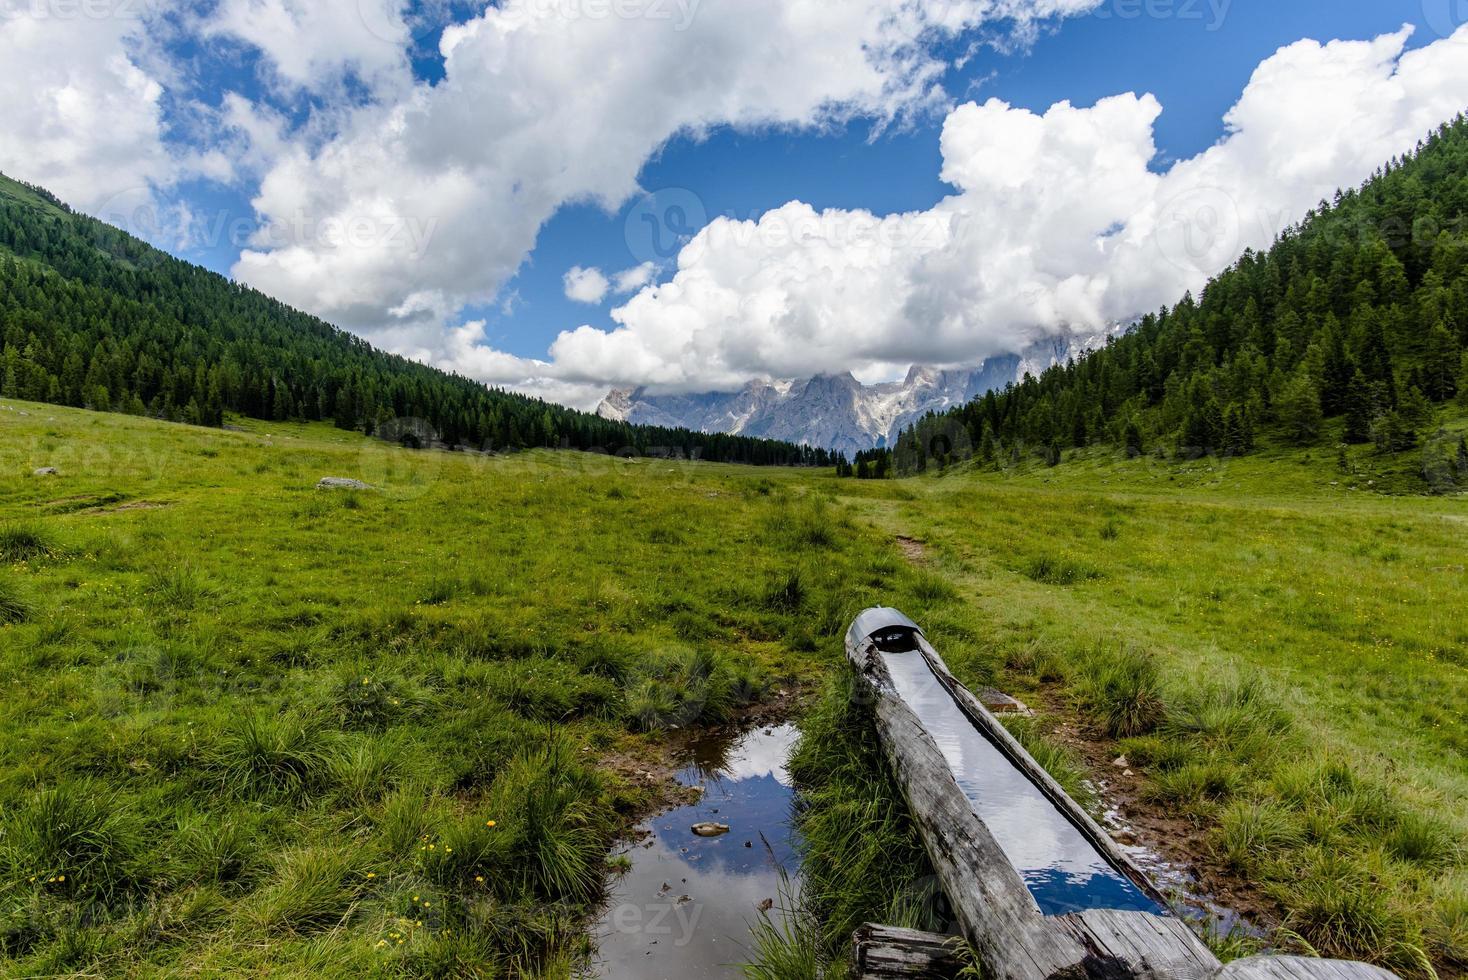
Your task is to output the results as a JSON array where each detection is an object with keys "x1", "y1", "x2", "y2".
[{"x1": 1, "y1": 399, "x2": 1465, "y2": 977}]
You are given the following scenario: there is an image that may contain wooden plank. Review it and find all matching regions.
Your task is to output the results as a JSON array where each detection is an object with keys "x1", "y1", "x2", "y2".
[
  {"x1": 1214, "y1": 957, "x2": 1401, "y2": 980},
  {"x1": 852, "y1": 924, "x2": 962, "y2": 979}
]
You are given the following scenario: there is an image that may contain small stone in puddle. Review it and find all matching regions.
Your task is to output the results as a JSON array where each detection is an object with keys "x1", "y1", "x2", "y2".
[
  {"x1": 758, "y1": 898, "x2": 774, "y2": 913},
  {"x1": 677, "y1": 895, "x2": 691, "y2": 904},
  {"x1": 744, "y1": 841, "x2": 752, "y2": 848},
  {"x1": 691, "y1": 822, "x2": 730, "y2": 837}
]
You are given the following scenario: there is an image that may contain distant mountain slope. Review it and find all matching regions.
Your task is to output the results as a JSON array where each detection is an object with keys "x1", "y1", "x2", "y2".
[
  {"x1": 0, "y1": 172, "x2": 832, "y2": 467},
  {"x1": 890, "y1": 114, "x2": 1468, "y2": 484},
  {"x1": 598, "y1": 331, "x2": 1118, "y2": 456}
]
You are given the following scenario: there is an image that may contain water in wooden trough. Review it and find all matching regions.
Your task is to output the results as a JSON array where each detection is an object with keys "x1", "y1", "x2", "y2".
[
  {"x1": 587, "y1": 724, "x2": 801, "y2": 979},
  {"x1": 881, "y1": 650, "x2": 1165, "y2": 918}
]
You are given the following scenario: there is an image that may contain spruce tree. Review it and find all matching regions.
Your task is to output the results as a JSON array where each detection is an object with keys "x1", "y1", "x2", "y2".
[
  {"x1": 1342, "y1": 371, "x2": 1374, "y2": 444},
  {"x1": 1278, "y1": 371, "x2": 1324, "y2": 446},
  {"x1": 1123, "y1": 420, "x2": 1143, "y2": 458},
  {"x1": 1422, "y1": 322, "x2": 1461, "y2": 401}
]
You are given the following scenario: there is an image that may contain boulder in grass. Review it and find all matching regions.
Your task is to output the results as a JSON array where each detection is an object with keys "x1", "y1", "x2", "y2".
[
  {"x1": 317, "y1": 477, "x2": 374, "y2": 491},
  {"x1": 33, "y1": 467, "x2": 59, "y2": 477}
]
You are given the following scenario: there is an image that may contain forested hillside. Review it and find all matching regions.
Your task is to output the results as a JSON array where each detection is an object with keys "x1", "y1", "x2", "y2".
[
  {"x1": 893, "y1": 115, "x2": 1468, "y2": 488},
  {"x1": 0, "y1": 174, "x2": 833, "y2": 467}
]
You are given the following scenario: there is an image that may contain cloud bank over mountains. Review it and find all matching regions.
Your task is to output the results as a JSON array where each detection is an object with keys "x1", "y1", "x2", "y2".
[{"x1": 1, "y1": 2, "x2": 1465, "y2": 409}]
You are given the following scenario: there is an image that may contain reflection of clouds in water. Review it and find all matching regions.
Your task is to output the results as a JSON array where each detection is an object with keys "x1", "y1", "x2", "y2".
[
  {"x1": 592, "y1": 724, "x2": 799, "y2": 979},
  {"x1": 882, "y1": 653, "x2": 1159, "y2": 916},
  {"x1": 715, "y1": 724, "x2": 799, "y2": 787}
]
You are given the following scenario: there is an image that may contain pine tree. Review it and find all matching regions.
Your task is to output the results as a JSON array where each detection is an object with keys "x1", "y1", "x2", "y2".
[
  {"x1": 1123, "y1": 420, "x2": 1143, "y2": 459},
  {"x1": 1320, "y1": 327, "x2": 1353, "y2": 416},
  {"x1": 1399, "y1": 385, "x2": 1433, "y2": 430},
  {"x1": 1221, "y1": 404, "x2": 1255, "y2": 456},
  {"x1": 1278, "y1": 371, "x2": 1324, "y2": 446},
  {"x1": 1457, "y1": 436, "x2": 1468, "y2": 479},
  {"x1": 1372, "y1": 411, "x2": 1417, "y2": 455},
  {"x1": 1422, "y1": 322, "x2": 1461, "y2": 401},
  {"x1": 1342, "y1": 370, "x2": 1374, "y2": 444}
]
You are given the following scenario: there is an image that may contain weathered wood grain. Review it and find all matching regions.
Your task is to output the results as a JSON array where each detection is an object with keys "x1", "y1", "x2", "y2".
[{"x1": 851, "y1": 923, "x2": 962, "y2": 979}]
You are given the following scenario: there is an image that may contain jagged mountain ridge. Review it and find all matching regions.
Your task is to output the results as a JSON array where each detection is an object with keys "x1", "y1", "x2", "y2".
[{"x1": 597, "y1": 330, "x2": 1120, "y2": 456}]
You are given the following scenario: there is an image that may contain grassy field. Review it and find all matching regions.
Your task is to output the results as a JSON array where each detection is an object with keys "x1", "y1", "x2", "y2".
[
  {"x1": 809, "y1": 424, "x2": 1467, "y2": 978},
  {"x1": 2, "y1": 398, "x2": 1464, "y2": 978},
  {"x1": 0, "y1": 399, "x2": 936, "y2": 977}
]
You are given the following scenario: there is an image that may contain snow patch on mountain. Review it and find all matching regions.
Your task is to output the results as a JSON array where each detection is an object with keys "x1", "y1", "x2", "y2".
[{"x1": 596, "y1": 327, "x2": 1127, "y2": 456}]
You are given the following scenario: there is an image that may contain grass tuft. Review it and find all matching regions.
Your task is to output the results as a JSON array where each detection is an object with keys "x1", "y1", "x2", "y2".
[
  {"x1": 0, "y1": 575, "x2": 35, "y2": 624},
  {"x1": 1070, "y1": 645, "x2": 1165, "y2": 737},
  {"x1": 1024, "y1": 555, "x2": 1102, "y2": 585},
  {"x1": 0, "y1": 522, "x2": 62, "y2": 562},
  {"x1": 212, "y1": 714, "x2": 332, "y2": 799},
  {"x1": 240, "y1": 846, "x2": 362, "y2": 935}
]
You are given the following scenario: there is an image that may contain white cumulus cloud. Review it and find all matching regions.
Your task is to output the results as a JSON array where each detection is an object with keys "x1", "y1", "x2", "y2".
[
  {"x1": 564, "y1": 266, "x2": 611, "y2": 304},
  {"x1": 225, "y1": 0, "x2": 1105, "y2": 356},
  {"x1": 0, "y1": 5, "x2": 175, "y2": 214},
  {"x1": 533, "y1": 24, "x2": 1468, "y2": 395}
]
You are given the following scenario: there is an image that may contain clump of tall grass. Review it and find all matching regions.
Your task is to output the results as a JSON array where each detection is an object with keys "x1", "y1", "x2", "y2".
[
  {"x1": 0, "y1": 575, "x2": 35, "y2": 624},
  {"x1": 1145, "y1": 756, "x2": 1244, "y2": 809},
  {"x1": 1213, "y1": 799, "x2": 1304, "y2": 872},
  {"x1": 624, "y1": 647, "x2": 762, "y2": 732},
  {"x1": 741, "y1": 878, "x2": 823, "y2": 980},
  {"x1": 212, "y1": 714, "x2": 332, "y2": 799},
  {"x1": 423, "y1": 741, "x2": 611, "y2": 905},
  {"x1": 0, "y1": 781, "x2": 144, "y2": 904},
  {"x1": 1024, "y1": 555, "x2": 1102, "y2": 586},
  {"x1": 1005, "y1": 640, "x2": 1067, "y2": 683},
  {"x1": 172, "y1": 812, "x2": 257, "y2": 887},
  {"x1": 143, "y1": 565, "x2": 214, "y2": 611},
  {"x1": 1426, "y1": 872, "x2": 1467, "y2": 970},
  {"x1": 0, "y1": 521, "x2": 62, "y2": 562},
  {"x1": 574, "y1": 642, "x2": 633, "y2": 682},
  {"x1": 1069, "y1": 645, "x2": 1165, "y2": 737},
  {"x1": 239, "y1": 846, "x2": 363, "y2": 935},
  {"x1": 910, "y1": 571, "x2": 958, "y2": 604},
  {"x1": 763, "y1": 568, "x2": 808, "y2": 613},
  {"x1": 325, "y1": 737, "x2": 406, "y2": 806},
  {"x1": 328, "y1": 671, "x2": 413, "y2": 730},
  {"x1": 1272, "y1": 848, "x2": 1435, "y2": 977},
  {"x1": 1383, "y1": 811, "x2": 1462, "y2": 868}
]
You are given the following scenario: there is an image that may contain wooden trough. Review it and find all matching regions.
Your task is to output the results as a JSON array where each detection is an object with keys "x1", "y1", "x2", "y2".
[{"x1": 844, "y1": 608, "x2": 1400, "y2": 980}]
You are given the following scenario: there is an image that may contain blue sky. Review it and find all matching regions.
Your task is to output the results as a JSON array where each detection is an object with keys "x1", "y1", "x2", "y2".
[
  {"x1": 5, "y1": 0, "x2": 1466, "y2": 404},
  {"x1": 473, "y1": 1, "x2": 1448, "y2": 362}
]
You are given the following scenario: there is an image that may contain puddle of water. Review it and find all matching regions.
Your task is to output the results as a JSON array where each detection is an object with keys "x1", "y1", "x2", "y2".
[
  {"x1": 587, "y1": 724, "x2": 801, "y2": 980},
  {"x1": 881, "y1": 651, "x2": 1163, "y2": 917}
]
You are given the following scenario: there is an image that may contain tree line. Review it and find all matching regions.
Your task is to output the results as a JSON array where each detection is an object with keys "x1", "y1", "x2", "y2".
[
  {"x1": 0, "y1": 174, "x2": 835, "y2": 468},
  {"x1": 876, "y1": 114, "x2": 1468, "y2": 483}
]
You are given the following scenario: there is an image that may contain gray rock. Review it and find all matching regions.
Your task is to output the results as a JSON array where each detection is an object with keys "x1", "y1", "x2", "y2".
[
  {"x1": 33, "y1": 467, "x2": 58, "y2": 477},
  {"x1": 690, "y1": 822, "x2": 730, "y2": 838},
  {"x1": 317, "y1": 477, "x2": 374, "y2": 491}
]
